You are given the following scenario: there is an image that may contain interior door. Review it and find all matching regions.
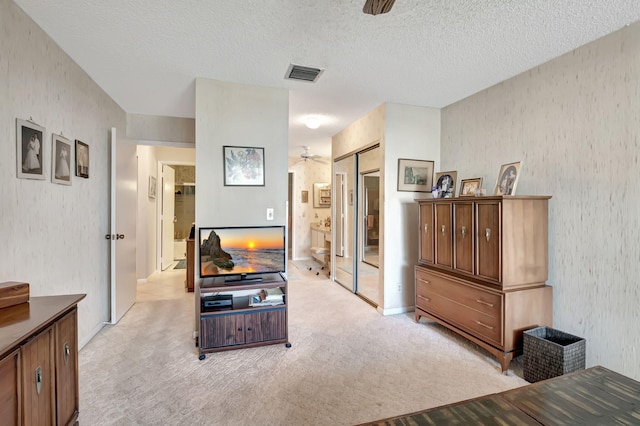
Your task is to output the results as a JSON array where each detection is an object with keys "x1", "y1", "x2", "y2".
[
  {"x1": 109, "y1": 128, "x2": 137, "y2": 324},
  {"x1": 161, "y1": 164, "x2": 175, "y2": 270}
]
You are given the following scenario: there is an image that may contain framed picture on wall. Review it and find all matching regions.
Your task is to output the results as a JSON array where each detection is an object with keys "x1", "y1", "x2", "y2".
[
  {"x1": 149, "y1": 176, "x2": 157, "y2": 199},
  {"x1": 397, "y1": 158, "x2": 434, "y2": 192},
  {"x1": 16, "y1": 118, "x2": 46, "y2": 180},
  {"x1": 494, "y1": 161, "x2": 522, "y2": 195},
  {"x1": 223, "y1": 146, "x2": 265, "y2": 186},
  {"x1": 75, "y1": 140, "x2": 89, "y2": 178},
  {"x1": 434, "y1": 171, "x2": 457, "y2": 198},
  {"x1": 52, "y1": 133, "x2": 73, "y2": 186}
]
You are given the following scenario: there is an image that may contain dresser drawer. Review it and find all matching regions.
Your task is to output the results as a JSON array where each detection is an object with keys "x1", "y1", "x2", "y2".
[{"x1": 416, "y1": 268, "x2": 502, "y2": 318}]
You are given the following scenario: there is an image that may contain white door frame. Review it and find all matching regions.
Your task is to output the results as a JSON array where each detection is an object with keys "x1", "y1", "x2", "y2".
[
  {"x1": 287, "y1": 170, "x2": 296, "y2": 261},
  {"x1": 155, "y1": 160, "x2": 195, "y2": 272}
]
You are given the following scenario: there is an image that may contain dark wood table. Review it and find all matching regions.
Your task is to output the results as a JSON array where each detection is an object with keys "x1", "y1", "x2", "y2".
[{"x1": 358, "y1": 366, "x2": 640, "y2": 425}]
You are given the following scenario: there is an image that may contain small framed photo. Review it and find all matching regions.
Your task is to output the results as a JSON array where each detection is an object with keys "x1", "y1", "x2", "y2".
[
  {"x1": 434, "y1": 171, "x2": 457, "y2": 198},
  {"x1": 397, "y1": 158, "x2": 434, "y2": 192},
  {"x1": 16, "y1": 118, "x2": 46, "y2": 180},
  {"x1": 494, "y1": 161, "x2": 522, "y2": 196},
  {"x1": 52, "y1": 133, "x2": 73, "y2": 186},
  {"x1": 148, "y1": 176, "x2": 157, "y2": 199},
  {"x1": 460, "y1": 178, "x2": 483, "y2": 197},
  {"x1": 223, "y1": 146, "x2": 265, "y2": 186},
  {"x1": 75, "y1": 140, "x2": 89, "y2": 178}
]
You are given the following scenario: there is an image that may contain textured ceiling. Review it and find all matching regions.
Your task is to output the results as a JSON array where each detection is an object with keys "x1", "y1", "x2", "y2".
[{"x1": 13, "y1": 0, "x2": 640, "y2": 158}]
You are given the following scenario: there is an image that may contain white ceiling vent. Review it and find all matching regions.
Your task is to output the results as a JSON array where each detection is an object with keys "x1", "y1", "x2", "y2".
[{"x1": 285, "y1": 64, "x2": 324, "y2": 83}]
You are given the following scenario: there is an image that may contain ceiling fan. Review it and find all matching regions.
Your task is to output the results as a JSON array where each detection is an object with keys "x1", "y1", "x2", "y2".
[
  {"x1": 363, "y1": 0, "x2": 396, "y2": 15},
  {"x1": 298, "y1": 146, "x2": 328, "y2": 164}
]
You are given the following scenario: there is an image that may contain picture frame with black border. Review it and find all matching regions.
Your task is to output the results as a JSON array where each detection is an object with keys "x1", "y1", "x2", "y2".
[
  {"x1": 16, "y1": 118, "x2": 46, "y2": 180},
  {"x1": 75, "y1": 140, "x2": 89, "y2": 178},
  {"x1": 223, "y1": 146, "x2": 265, "y2": 186},
  {"x1": 434, "y1": 171, "x2": 458, "y2": 198},
  {"x1": 52, "y1": 133, "x2": 73, "y2": 186},
  {"x1": 494, "y1": 161, "x2": 522, "y2": 196},
  {"x1": 460, "y1": 177, "x2": 483, "y2": 197},
  {"x1": 397, "y1": 158, "x2": 434, "y2": 192}
]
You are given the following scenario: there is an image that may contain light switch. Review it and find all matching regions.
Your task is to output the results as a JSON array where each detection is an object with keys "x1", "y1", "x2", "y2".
[{"x1": 266, "y1": 208, "x2": 274, "y2": 220}]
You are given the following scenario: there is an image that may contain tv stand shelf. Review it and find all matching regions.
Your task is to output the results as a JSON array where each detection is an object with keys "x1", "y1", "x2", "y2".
[{"x1": 197, "y1": 272, "x2": 290, "y2": 360}]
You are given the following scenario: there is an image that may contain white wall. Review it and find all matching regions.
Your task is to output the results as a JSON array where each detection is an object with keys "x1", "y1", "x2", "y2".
[
  {"x1": 441, "y1": 23, "x2": 640, "y2": 380},
  {"x1": 0, "y1": 0, "x2": 126, "y2": 346},
  {"x1": 383, "y1": 103, "x2": 441, "y2": 312},
  {"x1": 194, "y1": 78, "x2": 288, "y2": 263},
  {"x1": 288, "y1": 157, "x2": 331, "y2": 260}
]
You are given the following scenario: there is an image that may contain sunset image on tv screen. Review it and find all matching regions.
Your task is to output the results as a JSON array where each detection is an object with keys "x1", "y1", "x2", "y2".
[{"x1": 200, "y1": 227, "x2": 285, "y2": 276}]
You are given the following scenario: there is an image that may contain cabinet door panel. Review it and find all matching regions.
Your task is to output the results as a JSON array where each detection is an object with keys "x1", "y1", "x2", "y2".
[
  {"x1": 0, "y1": 349, "x2": 20, "y2": 426},
  {"x1": 245, "y1": 308, "x2": 286, "y2": 344},
  {"x1": 434, "y1": 203, "x2": 453, "y2": 268},
  {"x1": 21, "y1": 327, "x2": 54, "y2": 426},
  {"x1": 418, "y1": 204, "x2": 434, "y2": 263},
  {"x1": 477, "y1": 202, "x2": 501, "y2": 282},
  {"x1": 55, "y1": 309, "x2": 79, "y2": 426},
  {"x1": 454, "y1": 202, "x2": 474, "y2": 274},
  {"x1": 200, "y1": 314, "x2": 245, "y2": 348}
]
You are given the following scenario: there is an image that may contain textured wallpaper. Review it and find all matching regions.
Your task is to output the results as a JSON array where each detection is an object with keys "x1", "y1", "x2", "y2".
[
  {"x1": 442, "y1": 23, "x2": 640, "y2": 380},
  {"x1": 287, "y1": 158, "x2": 332, "y2": 259},
  {"x1": 0, "y1": 0, "x2": 127, "y2": 346}
]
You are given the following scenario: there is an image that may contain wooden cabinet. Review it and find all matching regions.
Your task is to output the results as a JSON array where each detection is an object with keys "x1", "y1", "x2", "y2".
[
  {"x1": 0, "y1": 294, "x2": 85, "y2": 426},
  {"x1": 415, "y1": 196, "x2": 552, "y2": 371},
  {"x1": 185, "y1": 238, "x2": 194, "y2": 292},
  {"x1": 197, "y1": 273, "x2": 289, "y2": 358}
]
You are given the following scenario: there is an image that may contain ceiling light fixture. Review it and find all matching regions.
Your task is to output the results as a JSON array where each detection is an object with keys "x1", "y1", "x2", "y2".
[{"x1": 304, "y1": 116, "x2": 321, "y2": 129}]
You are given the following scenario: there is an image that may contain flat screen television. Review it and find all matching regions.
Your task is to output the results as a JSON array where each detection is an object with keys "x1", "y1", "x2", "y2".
[{"x1": 199, "y1": 226, "x2": 286, "y2": 282}]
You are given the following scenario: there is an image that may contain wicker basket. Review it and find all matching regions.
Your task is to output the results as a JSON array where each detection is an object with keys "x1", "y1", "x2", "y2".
[{"x1": 523, "y1": 326, "x2": 585, "y2": 383}]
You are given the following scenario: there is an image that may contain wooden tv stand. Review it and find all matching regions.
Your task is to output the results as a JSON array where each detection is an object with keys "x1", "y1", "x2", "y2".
[{"x1": 196, "y1": 273, "x2": 289, "y2": 359}]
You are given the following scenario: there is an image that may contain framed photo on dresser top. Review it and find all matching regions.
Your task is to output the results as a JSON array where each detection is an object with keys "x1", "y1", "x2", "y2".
[
  {"x1": 494, "y1": 161, "x2": 522, "y2": 196},
  {"x1": 434, "y1": 171, "x2": 457, "y2": 198}
]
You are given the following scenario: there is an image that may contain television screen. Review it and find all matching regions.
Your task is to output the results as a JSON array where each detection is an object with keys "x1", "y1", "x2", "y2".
[{"x1": 199, "y1": 226, "x2": 286, "y2": 279}]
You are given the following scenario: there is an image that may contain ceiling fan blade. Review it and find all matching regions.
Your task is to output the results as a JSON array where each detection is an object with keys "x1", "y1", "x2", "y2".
[{"x1": 363, "y1": 0, "x2": 396, "y2": 15}]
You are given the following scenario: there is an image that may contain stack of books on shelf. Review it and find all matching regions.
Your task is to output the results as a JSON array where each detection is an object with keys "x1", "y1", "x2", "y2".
[{"x1": 249, "y1": 287, "x2": 285, "y2": 307}]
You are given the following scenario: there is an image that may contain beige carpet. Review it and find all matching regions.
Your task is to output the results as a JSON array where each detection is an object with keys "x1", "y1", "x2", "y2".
[{"x1": 78, "y1": 264, "x2": 527, "y2": 425}]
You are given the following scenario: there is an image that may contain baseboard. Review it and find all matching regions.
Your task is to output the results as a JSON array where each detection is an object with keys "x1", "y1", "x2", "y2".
[
  {"x1": 79, "y1": 322, "x2": 105, "y2": 351},
  {"x1": 137, "y1": 278, "x2": 147, "y2": 284},
  {"x1": 378, "y1": 305, "x2": 414, "y2": 316}
]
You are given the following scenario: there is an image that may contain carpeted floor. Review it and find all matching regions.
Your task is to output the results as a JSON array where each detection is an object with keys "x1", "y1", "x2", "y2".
[{"x1": 78, "y1": 263, "x2": 527, "y2": 425}]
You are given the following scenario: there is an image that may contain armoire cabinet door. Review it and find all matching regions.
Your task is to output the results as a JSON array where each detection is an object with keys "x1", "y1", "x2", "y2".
[
  {"x1": 454, "y1": 202, "x2": 474, "y2": 274},
  {"x1": 0, "y1": 349, "x2": 20, "y2": 426},
  {"x1": 55, "y1": 309, "x2": 79, "y2": 425},
  {"x1": 21, "y1": 327, "x2": 55, "y2": 426},
  {"x1": 435, "y1": 203, "x2": 453, "y2": 268},
  {"x1": 476, "y1": 202, "x2": 501, "y2": 282},
  {"x1": 418, "y1": 203, "x2": 434, "y2": 264}
]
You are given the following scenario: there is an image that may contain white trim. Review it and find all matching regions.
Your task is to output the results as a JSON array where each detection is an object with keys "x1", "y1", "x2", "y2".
[
  {"x1": 137, "y1": 278, "x2": 147, "y2": 284},
  {"x1": 378, "y1": 305, "x2": 413, "y2": 316}
]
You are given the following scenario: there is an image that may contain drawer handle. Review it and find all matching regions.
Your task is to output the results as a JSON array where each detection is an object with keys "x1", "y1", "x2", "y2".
[
  {"x1": 441, "y1": 225, "x2": 446, "y2": 236},
  {"x1": 64, "y1": 342, "x2": 70, "y2": 365},
  {"x1": 485, "y1": 228, "x2": 491, "y2": 242},
  {"x1": 35, "y1": 366, "x2": 42, "y2": 395},
  {"x1": 475, "y1": 299, "x2": 494, "y2": 308},
  {"x1": 476, "y1": 320, "x2": 494, "y2": 330},
  {"x1": 424, "y1": 224, "x2": 428, "y2": 234},
  {"x1": 417, "y1": 278, "x2": 430, "y2": 284},
  {"x1": 461, "y1": 226, "x2": 467, "y2": 238},
  {"x1": 417, "y1": 295, "x2": 431, "y2": 302}
]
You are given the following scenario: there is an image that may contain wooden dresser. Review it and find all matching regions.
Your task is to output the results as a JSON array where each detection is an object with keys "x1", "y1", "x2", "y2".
[
  {"x1": 0, "y1": 294, "x2": 86, "y2": 425},
  {"x1": 415, "y1": 196, "x2": 552, "y2": 371}
]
